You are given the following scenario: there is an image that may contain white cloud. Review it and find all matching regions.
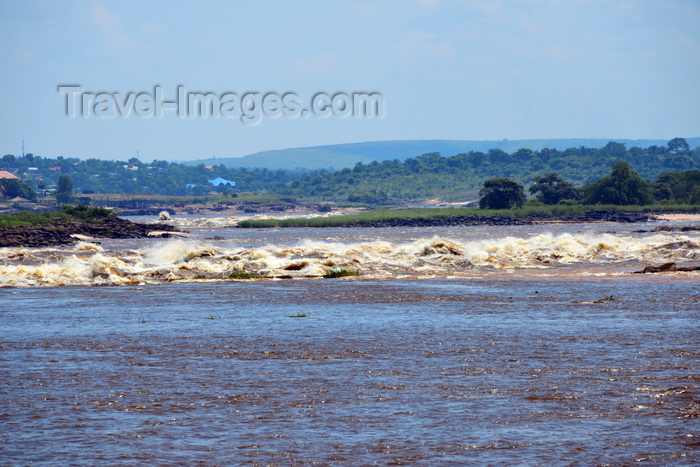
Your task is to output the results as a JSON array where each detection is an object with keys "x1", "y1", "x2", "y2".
[
  {"x1": 89, "y1": 4, "x2": 153, "y2": 64},
  {"x1": 91, "y1": 4, "x2": 121, "y2": 33}
]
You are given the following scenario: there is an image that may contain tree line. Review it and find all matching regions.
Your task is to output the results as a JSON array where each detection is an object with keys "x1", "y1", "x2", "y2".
[
  {"x1": 1, "y1": 138, "x2": 699, "y2": 206},
  {"x1": 278, "y1": 138, "x2": 699, "y2": 205},
  {"x1": 477, "y1": 162, "x2": 700, "y2": 209},
  {"x1": 0, "y1": 154, "x2": 303, "y2": 200}
]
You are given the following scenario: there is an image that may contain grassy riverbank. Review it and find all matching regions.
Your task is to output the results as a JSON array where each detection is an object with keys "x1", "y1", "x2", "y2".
[
  {"x1": 0, "y1": 205, "x2": 116, "y2": 228},
  {"x1": 237, "y1": 204, "x2": 700, "y2": 228}
]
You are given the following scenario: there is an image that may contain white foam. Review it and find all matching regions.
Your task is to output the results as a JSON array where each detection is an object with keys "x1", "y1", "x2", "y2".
[{"x1": 1, "y1": 230, "x2": 698, "y2": 287}]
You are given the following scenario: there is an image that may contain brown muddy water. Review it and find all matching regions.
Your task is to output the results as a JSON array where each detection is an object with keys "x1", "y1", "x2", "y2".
[{"x1": 1, "y1": 220, "x2": 699, "y2": 465}]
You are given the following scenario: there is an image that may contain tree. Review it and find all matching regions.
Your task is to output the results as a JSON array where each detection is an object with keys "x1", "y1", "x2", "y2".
[
  {"x1": 2, "y1": 154, "x2": 16, "y2": 166},
  {"x1": 487, "y1": 148, "x2": 508, "y2": 164},
  {"x1": 653, "y1": 170, "x2": 700, "y2": 203},
  {"x1": 580, "y1": 162, "x2": 654, "y2": 205},
  {"x1": 600, "y1": 141, "x2": 627, "y2": 160},
  {"x1": 56, "y1": 174, "x2": 74, "y2": 204},
  {"x1": 529, "y1": 173, "x2": 579, "y2": 204},
  {"x1": 0, "y1": 179, "x2": 37, "y2": 201},
  {"x1": 690, "y1": 186, "x2": 700, "y2": 205},
  {"x1": 667, "y1": 138, "x2": 690, "y2": 156},
  {"x1": 479, "y1": 178, "x2": 526, "y2": 209}
]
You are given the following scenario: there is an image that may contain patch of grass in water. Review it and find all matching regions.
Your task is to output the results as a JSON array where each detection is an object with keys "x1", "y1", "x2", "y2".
[
  {"x1": 593, "y1": 295, "x2": 616, "y2": 303},
  {"x1": 289, "y1": 311, "x2": 308, "y2": 318},
  {"x1": 323, "y1": 268, "x2": 361, "y2": 278},
  {"x1": 228, "y1": 271, "x2": 261, "y2": 279},
  {"x1": 236, "y1": 204, "x2": 700, "y2": 229}
]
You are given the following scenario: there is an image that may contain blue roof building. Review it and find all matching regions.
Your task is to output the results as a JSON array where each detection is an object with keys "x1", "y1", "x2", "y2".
[{"x1": 208, "y1": 177, "x2": 236, "y2": 187}]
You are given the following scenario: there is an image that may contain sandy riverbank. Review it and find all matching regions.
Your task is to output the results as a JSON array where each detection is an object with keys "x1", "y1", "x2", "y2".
[{"x1": 655, "y1": 213, "x2": 700, "y2": 222}]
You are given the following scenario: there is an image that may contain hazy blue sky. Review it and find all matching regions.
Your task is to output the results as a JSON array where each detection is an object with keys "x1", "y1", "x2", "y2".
[{"x1": 1, "y1": 0, "x2": 698, "y2": 161}]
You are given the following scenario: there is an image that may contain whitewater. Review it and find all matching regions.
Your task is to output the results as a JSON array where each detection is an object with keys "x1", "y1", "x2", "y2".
[{"x1": 1, "y1": 216, "x2": 699, "y2": 287}]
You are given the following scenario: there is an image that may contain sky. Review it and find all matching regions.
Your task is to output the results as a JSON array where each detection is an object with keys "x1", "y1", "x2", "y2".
[{"x1": 1, "y1": 0, "x2": 699, "y2": 162}]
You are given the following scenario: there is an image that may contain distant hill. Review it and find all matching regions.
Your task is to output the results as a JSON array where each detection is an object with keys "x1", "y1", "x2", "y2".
[{"x1": 186, "y1": 138, "x2": 700, "y2": 170}]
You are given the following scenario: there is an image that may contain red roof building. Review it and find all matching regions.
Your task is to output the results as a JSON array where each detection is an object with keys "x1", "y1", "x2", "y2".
[{"x1": 0, "y1": 170, "x2": 19, "y2": 179}]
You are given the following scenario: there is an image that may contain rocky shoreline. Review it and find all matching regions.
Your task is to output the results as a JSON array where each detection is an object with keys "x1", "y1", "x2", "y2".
[
  {"x1": 0, "y1": 218, "x2": 183, "y2": 248},
  {"x1": 347, "y1": 210, "x2": 658, "y2": 228}
]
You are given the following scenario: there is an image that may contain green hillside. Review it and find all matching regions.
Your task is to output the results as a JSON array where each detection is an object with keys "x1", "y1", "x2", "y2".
[
  {"x1": 191, "y1": 148, "x2": 375, "y2": 171},
  {"x1": 188, "y1": 138, "x2": 700, "y2": 170},
  {"x1": 273, "y1": 140, "x2": 700, "y2": 203}
]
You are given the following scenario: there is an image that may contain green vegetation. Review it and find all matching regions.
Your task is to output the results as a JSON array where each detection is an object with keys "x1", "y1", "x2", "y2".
[
  {"x1": 238, "y1": 204, "x2": 592, "y2": 228},
  {"x1": 272, "y1": 139, "x2": 700, "y2": 203},
  {"x1": 238, "y1": 208, "x2": 479, "y2": 228},
  {"x1": 529, "y1": 173, "x2": 580, "y2": 205},
  {"x1": 60, "y1": 204, "x2": 116, "y2": 220},
  {"x1": 652, "y1": 170, "x2": 700, "y2": 204},
  {"x1": 479, "y1": 178, "x2": 526, "y2": 209},
  {"x1": 0, "y1": 204, "x2": 116, "y2": 227},
  {"x1": 228, "y1": 271, "x2": 261, "y2": 279},
  {"x1": 239, "y1": 203, "x2": 700, "y2": 229},
  {"x1": 289, "y1": 311, "x2": 308, "y2": 318},
  {"x1": 56, "y1": 174, "x2": 74, "y2": 204},
  {"x1": 189, "y1": 138, "x2": 700, "y2": 171},
  {"x1": 2, "y1": 139, "x2": 698, "y2": 203},
  {"x1": 323, "y1": 268, "x2": 361, "y2": 278},
  {"x1": 0, "y1": 153, "x2": 303, "y2": 196},
  {"x1": 0, "y1": 178, "x2": 37, "y2": 201},
  {"x1": 580, "y1": 162, "x2": 654, "y2": 205}
]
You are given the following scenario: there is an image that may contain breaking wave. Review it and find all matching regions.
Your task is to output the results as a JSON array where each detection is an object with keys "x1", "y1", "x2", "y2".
[
  {"x1": 1, "y1": 231, "x2": 699, "y2": 287},
  {"x1": 159, "y1": 212, "x2": 343, "y2": 230}
]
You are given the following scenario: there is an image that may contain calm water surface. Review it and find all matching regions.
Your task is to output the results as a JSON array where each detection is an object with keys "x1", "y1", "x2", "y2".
[{"x1": 2, "y1": 277, "x2": 698, "y2": 465}]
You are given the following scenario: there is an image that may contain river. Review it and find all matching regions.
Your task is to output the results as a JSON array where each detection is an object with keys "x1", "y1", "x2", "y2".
[{"x1": 1, "y1": 216, "x2": 698, "y2": 465}]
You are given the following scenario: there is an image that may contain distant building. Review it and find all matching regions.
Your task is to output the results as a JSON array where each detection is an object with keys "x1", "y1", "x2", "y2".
[
  {"x1": 10, "y1": 196, "x2": 32, "y2": 203},
  {"x1": 0, "y1": 170, "x2": 19, "y2": 179},
  {"x1": 208, "y1": 177, "x2": 235, "y2": 187}
]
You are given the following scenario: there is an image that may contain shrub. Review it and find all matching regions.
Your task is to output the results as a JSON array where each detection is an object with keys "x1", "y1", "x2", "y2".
[
  {"x1": 61, "y1": 204, "x2": 116, "y2": 220},
  {"x1": 228, "y1": 271, "x2": 261, "y2": 279},
  {"x1": 323, "y1": 268, "x2": 361, "y2": 278},
  {"x1": 479, "y1": 178, "x2": 526, "y2": 209}
]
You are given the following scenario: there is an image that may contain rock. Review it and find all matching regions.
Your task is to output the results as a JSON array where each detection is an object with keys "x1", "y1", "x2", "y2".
[
  {"x1": 0, "y1": 217, "x2": 187, "y2": 248},
  {"x1": 636, "y1": 262, "x2": 678, "y2": 273},
  {"x1": 634, "y1": 262, "x2": 700, "y2": 274},
  {"x1": 634, "y1": 225, "x2": 700, "y2": 233}
]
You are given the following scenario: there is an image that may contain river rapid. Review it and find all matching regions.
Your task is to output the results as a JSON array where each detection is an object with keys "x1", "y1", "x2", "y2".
[{"x1": 1, "y1": 216, "x2": 698, "y2": 465}]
